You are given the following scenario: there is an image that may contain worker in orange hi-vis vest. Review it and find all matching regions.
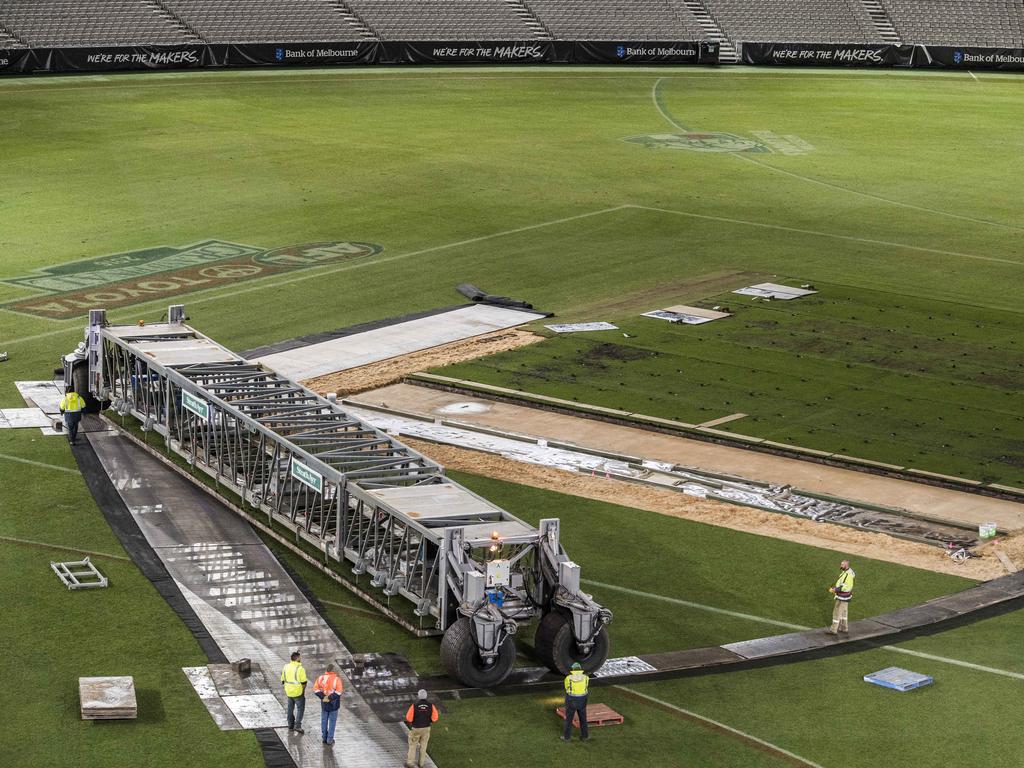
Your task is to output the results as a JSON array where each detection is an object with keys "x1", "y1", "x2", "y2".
[
  {"x1": 313, "y1": 664, "x2": 344, "y2": 746},
  {"x1": 404, "y1": 689, "x2": 439, "y2": 768}
]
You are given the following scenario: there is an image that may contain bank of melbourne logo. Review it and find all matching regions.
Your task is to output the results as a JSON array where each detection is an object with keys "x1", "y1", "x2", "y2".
[
  {"x1": 275, "y1": 48, "x2": 285, "y2": 61},
  {"x1": 952, "y1": 50, "x2": 963, "y2": 64},
  {"x1": 616, "y1": 45, "x2": 626, "y2": 58},
  {"x1": 624, "y1": 132, "x2": 770, "y2": 153},
  {"x1": 2, "y1": 239, "x2": 383, "y2": 319}
]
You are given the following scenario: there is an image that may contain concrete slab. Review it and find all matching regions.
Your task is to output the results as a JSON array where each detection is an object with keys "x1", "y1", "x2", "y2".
[
  {"x1": 254, "y1": 304, "x2": 545, "y2": 381},
  {"x1": 350, "y1": 383, "x2": 1024, "y2": 532},
  {"x1": 221, "y1": 693, "x2": 288, "y2": 729},
  {"x1": 1, "y1": 408, "x2": 51, "y2": 428},
  {"x1": 183, "y1": 667, "x2": 244, "y2": 731},
  {"x1": 16, "y1": 380, "x2": 65, "y2": 415},
  {"x1": 79, "y1": 676, "x2": 137, "y2": 720}
]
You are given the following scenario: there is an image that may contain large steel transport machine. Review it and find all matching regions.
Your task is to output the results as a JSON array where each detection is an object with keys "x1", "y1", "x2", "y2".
[{"x1": 65, "y1": 307, "x2": 612, "y2": 687}]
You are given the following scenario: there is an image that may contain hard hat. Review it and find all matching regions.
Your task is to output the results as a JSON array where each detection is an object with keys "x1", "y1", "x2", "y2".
[{"x1": 570, "y1": 662, "x2": 582, "y2": 671}]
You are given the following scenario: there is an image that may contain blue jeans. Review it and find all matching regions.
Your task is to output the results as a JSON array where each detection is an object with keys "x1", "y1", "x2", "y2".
[
  {"x1": 321, "y1": 707, "x2": 339, "y2": 742},
  {"x1": 64, "y1": 411, "x2": 82, "y2": 443},
  {"x1": 287, "y1": 695, "x2": 305, "y2": 729},
  {"x1": 563, "y1": 695, "x2": 588, "y2": 740}
]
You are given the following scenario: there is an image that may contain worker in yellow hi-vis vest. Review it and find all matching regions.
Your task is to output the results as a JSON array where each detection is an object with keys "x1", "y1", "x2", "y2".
[
  {"x1": 561, "y1": 662, "x2": 590, "y2": 742},
  {"x1": 58, "y1": 387, "x2": 87, "y2": 446},
  {"x1": 281, "y1": 650, "x2": 307, "y2": 734},
  {"x1": 827, "y1": 559, "x2": 856, "y2": 634}
]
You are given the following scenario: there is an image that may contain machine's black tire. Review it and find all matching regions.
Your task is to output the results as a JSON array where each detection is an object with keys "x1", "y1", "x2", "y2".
[
  {"x1": 440, "y1": 618, "x2": 517, "y2": 688},
  {"x1": 533, "y1": 610, "x2": 610, "y2": 675},
  {"x1": 71, "y1": 364, "x2": 101, "y2": 414}
]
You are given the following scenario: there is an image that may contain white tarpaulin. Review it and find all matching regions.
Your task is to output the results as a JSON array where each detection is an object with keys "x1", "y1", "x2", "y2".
[
  {"x1": 733, "y1": 283, "x2": 817, "y2": 300},
  {"x1": 545, "y1": 322, "x2": 619, "y2": 333}
]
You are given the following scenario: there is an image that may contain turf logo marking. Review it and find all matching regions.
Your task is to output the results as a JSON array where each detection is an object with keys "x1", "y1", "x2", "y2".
[
  {"x1": 624, "y1": 132, "x2": 770, "y2": 153},
  {"x1": 2, "y1": 239, "x2": 383, "y2": 319},
  {"x1": 636, "y1": 77, "x2": 814, "y2": 156}
]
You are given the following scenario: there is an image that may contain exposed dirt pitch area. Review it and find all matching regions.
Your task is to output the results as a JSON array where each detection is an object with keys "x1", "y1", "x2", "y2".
[{"x1": 303, "y1": 327, "x2": 542, "y2": 396}]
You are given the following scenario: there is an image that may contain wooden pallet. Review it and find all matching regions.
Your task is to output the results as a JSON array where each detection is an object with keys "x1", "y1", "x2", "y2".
[{"x1": 555, "y1": 703, "x2": 624, "y2": 728}]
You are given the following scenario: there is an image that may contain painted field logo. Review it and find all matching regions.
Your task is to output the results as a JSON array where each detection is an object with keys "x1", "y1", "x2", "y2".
[
  {"x1": 624, "y1": 132, "x2": 770, "y2": 153},
  {"x1": 3, "y1": 239, "x2": 383, "y2": 319}
]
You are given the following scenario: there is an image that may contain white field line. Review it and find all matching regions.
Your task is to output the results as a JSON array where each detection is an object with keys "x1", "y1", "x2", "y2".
[
  {"x1": 0, "y1": 451, "x2": 79, "y2": 474},
  {"x1": 652, "y1": 77, "x2": 688, "y2": 132},
  {"x1": 615, "y1": 686, "x2": 827, "y2": 768},
  {"x1": 584, "y1": 579, "x2": 1024, "y2": 682},
  {"x1": 729, "y1": 153, "x2": 1024, "y2": 232},
  {"x1": 629, "y1": 204, "x2": 1023, "y2": 266},
  {"x1": 1, "y1": 205, "x2": 631, "y2": 348},
  {"x1": 0, "y1": 534, "x2": 130, "y2": 562}
]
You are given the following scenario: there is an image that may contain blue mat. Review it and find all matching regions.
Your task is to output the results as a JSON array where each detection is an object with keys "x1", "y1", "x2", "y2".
[{"x1": 864, "y1": 667, "x2": 933, "y2": 692}]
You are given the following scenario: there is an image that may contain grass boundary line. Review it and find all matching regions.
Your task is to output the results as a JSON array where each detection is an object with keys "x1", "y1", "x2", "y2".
[
  {"x1": 0, "y1": 450, "x2": 79, "y2": 474},
  {"x1": 629, "y1": 203, "x2": 1022, "y2": 265},
  {"x1": 616, "y1": 686, "x2": 826, "y2": 768},
  {"x1": 0, "y1": 533, "x2": 130, "y2": 562}
]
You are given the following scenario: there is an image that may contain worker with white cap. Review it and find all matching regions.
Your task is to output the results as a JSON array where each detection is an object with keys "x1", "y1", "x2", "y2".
[
  {"x1": 404, "y1": 689, "x2": 439, "y2": 768},
  {"x1": 562, "y1": 662, "x2": 590, "y2": 742}
]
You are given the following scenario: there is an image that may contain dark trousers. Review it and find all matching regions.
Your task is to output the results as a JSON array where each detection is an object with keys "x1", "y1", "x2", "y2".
[
  {"x1": 563, "y1": 695, "x2": 588, "y2": 740},
  {"x1": 64, "y1": 411, "x2": 82, "y2": 443},
  {"x1": 287, "y1": 695, "x2": 305, "y2": 728}
]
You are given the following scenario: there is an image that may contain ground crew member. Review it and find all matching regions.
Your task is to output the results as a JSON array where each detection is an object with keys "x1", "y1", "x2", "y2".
[
  {"x1": 281, "y1": 651, "x2": 307, "y2": 734},
  {"x1": 313, "y1": 664, "x2": 344, "y2": 746},
  {"x1": 404, "y1": 689, "x2": 438, "y2": 768},
  {"x1": 561, "y1": 662, "x2": 590, "y2": 742},
  {"x1": 58, "y1": 387, "x2": 86, "y2": 445},
  {"x1": 827, "y1": 559, "x2": 856, "y2": 634}
]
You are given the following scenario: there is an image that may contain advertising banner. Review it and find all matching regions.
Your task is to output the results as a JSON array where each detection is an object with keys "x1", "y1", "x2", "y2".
[
  {"x1": 41, "y1": 45, "x2": 216, "y2": 72},
  {"x1": 572, "y1": 41, "x2": 718, "y2": 65},
  {"x1": 0, "y1": 48, "x2": 37, "y2": 74},
  {"x1": 382, "y1": 40, "x2": 553, "y2": 64},
  {"x1": 741, "y1": 42, "x2": 914, "y2": 67},
  {"x1": 225, "y1": 42, "x2": 381, "y2": 67},
  {"x1": 914, "y1": 46, "x2": 1024, "y2": 70}
]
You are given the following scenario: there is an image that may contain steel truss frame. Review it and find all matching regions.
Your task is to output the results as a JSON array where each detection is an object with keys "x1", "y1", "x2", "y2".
[{"x1": 89, "y1": 310, "x2": 601, "y2": 640}]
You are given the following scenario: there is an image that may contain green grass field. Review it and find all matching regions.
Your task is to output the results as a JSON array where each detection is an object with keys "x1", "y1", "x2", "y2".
[{"x1": 2, "y1": 65, "x2": 1023, "y2": 767}]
